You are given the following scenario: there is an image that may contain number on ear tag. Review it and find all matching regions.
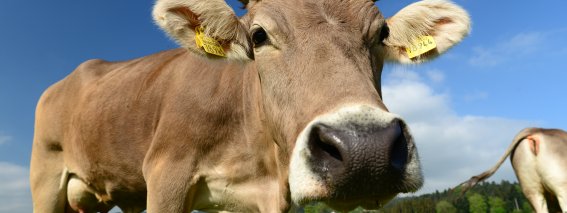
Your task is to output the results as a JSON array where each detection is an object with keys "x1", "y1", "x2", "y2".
[{"x1": 405, "y1": 35, "x2": 437, "y2": 59}]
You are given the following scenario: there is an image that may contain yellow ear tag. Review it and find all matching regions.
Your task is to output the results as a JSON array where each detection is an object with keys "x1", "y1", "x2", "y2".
[
  {"x1": 405, "y1": 35, "x2": 437, "y2": 59},
  {"x1": 194, "y1": 26, "x2": 226, "y2": 57},
  {"x1": 195, "y1": 26, "x2": 204, "y2": 48}
]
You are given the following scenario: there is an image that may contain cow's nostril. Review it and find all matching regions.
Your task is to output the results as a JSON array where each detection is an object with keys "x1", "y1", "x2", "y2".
[
  {"x1": 309, "y1": 124, "x2": 345, "y2": 168},
  {"x1": 389, "y1": 126, "x2": 408, "y2": 172},
  {"x1": 315, "y1": 129, "x2": 343, "y2": 162}
]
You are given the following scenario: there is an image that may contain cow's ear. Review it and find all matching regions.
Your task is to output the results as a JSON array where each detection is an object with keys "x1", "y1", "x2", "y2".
[
  {"x1": 382, "y1": 0, "x2": 471, "y2": 63},
  {"x1": 153, "y1": 0, "x2": 253, "y2": 60}
]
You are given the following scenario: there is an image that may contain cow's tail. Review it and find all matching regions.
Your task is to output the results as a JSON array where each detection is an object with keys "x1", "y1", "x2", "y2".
[{"x1": 454, "y1": 127, "x2": 540, "y2": 195}]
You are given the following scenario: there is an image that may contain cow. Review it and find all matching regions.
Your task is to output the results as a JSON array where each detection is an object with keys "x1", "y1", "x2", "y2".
[
  {"x1": 30, "y1": 0, "x2": 470, "y2": 212},
  {"x1": 457, "y1": 128, "x2": 567, "y2": 213}
]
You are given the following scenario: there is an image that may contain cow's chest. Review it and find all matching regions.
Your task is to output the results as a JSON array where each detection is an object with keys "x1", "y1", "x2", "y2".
[{"x1": 190, "y1": 169, "x2": 281, "y2": 212}]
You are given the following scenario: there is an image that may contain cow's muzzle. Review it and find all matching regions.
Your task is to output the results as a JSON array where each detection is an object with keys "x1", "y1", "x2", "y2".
[{"x1": 289, "y1": 105, "x2": 422, "y2": 208}]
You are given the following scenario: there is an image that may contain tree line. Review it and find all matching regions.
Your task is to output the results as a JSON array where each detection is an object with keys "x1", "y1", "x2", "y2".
[{"x1": 301, "y1": 180, "x2": 533, "y2": 213}]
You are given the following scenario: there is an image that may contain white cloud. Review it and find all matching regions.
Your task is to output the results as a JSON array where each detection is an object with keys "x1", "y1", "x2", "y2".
[
  {"x1": 468, "y1": 31, "x2": 545, "y2": 67},
  {"x1": 382, "y1": 67, "x2": 535, "y2": 195},
  {"x1": 0, "y1": 162, "x2": 32, "y2": 213},
  {"x1": 383, "y1": 68, "x2": 452, "y2": 124}
]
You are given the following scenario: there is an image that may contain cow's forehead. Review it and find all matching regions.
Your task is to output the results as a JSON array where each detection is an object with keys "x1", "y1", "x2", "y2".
[
  {"x1": 245, "y1": 0, "x2": 384, "y2": 50},
  {"x1": 247, "y1": 0, "x2": 382, "y2": 29}
]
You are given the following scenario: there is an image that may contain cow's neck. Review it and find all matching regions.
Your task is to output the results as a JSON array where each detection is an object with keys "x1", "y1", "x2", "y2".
[
  {"x1": 182, "y1": 58, "x2": 288, "y2": 212},
  {"x1": 241, "y1": 62, "x2": 291, "y2": 212}
]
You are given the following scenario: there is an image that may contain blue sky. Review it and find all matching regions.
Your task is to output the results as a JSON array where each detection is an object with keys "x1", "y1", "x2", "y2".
[{"x1": 1, "y1": 0, "x2": 566, "y2": 212}]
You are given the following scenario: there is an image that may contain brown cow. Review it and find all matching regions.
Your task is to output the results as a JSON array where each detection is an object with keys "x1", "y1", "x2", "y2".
[
  {"x1": 30, "y1": 0, "x2": 470, "y2": 212},
  {"x1": 458, "y1": 128, "x2": 567, "y2": 213}
]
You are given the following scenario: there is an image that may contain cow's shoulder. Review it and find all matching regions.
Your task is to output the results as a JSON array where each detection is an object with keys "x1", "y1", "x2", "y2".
[{"x1": 38, "y1": 48, "x2": 189, "y2": 118}]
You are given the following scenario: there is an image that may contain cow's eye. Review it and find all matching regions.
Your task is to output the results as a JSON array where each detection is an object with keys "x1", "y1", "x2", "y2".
[
  {"x1": 251, "y1": 28, "x2": 268, "y2": 47},
  {"x1": 379, "y1": 24, "x2": 390, "y2": 43}
]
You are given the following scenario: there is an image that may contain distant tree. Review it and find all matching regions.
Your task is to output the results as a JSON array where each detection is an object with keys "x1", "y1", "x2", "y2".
[
  {"x1": 436, "y1": 200, "x2": 457, "y2": 213},
  {"x1": 488, "y1": 197, "x2": 506, "y2": 213},
  {"x1": 521, "y1": 201, "x2": 533, "y2": 213},
  {"x1": 378, "y1": 181, "x2": 530, "y2": 213},
  {"x1": 349, "y1": 206, "x2": 363, "y2": 213},
  {"x1": 510, "y1": 209, "x2": 523, "y2": 213},
  {"x1": 349, "y1": 206, "x2": 380, "y2": 213},
  {"x1": 303, "y1": 202, "x2": 333, "y2": 213},
  {"x1": 467, "y1": 193, "x2": 487, "y2": 213}
]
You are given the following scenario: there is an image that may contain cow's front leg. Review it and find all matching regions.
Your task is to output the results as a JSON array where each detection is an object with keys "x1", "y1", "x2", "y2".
[{"x1": 143, "y1": 154, "x2": 199, "y2": 212}]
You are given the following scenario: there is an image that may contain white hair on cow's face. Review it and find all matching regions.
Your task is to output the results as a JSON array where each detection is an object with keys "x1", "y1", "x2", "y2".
[
  {"x1": 383, "y1": 0, "x2": 471, "y2": 63},
  {"x1": 153, "y1": 0, "x2": 252, "y2": 60}
]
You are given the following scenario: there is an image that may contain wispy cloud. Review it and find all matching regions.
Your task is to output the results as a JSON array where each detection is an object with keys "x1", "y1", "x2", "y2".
[
  {"x1": 0, "y1": 134, "x2": 11, "y2": 145},
  {"x1": 0, "y1": 162, "x2": 32, "y2": 213},
  {"x1": 382, "y1": 67, "x2": 535, "y2": 195},
  {"x1": 425, "y1": 69, "x2": 445, "y2": 84},
  {"x1": 468, "y1": 31, "x2": 546, "y2": 67},
  {"x1": 463, "y1": 90, "x2": 489, "y2": 102}
]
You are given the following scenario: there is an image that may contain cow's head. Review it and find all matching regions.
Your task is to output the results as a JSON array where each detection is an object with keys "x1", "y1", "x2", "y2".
[{"x1": 153, "y1": 0, "x2": 470, "y2": 210}]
